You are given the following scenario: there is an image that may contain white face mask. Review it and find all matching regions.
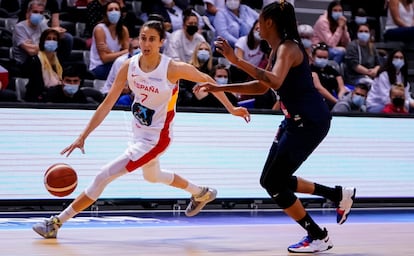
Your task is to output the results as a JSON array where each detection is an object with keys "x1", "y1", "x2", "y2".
[
  {"x1": 226, "y1": 0, "x2": 240, "y2": 10},
  {"x1": 63, "y1": 84, "x2": 79, "y2": 95}
]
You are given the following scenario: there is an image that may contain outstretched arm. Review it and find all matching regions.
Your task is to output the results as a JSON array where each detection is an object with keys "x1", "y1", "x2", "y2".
[
  {"x1": 214, "y1": 37, "x2": 301, "y2": 90},
  {"x1": 168, "y1": 60, "x2": 250, "y2": 122},
  {"x1": 61, "y1": 59, "x2": 130, "y2": 157}
]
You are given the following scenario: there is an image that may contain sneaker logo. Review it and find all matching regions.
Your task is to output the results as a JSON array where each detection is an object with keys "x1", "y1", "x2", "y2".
[
  {"x1": 304, "y1": 221, "x2": 310, "y2": 228},
  {"x1": 272, "y1": 193, "x2": 279, "y2": 198},
  {"x1": 324, "y1": 237, "x2": 330, "y2": 243}
]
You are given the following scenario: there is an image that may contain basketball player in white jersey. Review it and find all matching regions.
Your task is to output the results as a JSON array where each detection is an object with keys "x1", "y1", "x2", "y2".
[{"x1": 33, "y1": 20, "x2": 250, "y2": 239}]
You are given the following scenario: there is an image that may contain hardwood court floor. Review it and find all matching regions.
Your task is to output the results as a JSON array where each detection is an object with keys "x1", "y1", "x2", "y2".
[{"x1": 0, "y1": 209, "x2": 413, "y2": 256}]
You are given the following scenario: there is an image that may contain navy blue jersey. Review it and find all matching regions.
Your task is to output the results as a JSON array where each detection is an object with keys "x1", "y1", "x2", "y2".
[{"x1": 276, "y1": 44, "x2": 331, "y2": 124}]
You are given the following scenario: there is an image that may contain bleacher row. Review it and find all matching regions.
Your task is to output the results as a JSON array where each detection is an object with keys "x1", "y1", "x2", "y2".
[{"x1": 1, "y1": 0, "x2": 414, "y2": 102}]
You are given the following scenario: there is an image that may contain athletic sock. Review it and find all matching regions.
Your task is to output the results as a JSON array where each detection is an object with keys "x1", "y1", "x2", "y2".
[
  {"x1": 184, "y1": 182, "x2": 203, "y2": 196},
  {"x1": 297, "y1": 213, "x2": 326, "y2": 239},
  {"x1": 57, "y1": 205, "x2": 78, "y2": 224},
  {"x1": 313, "y1": 183, "x2": 341, "y2": 203}
]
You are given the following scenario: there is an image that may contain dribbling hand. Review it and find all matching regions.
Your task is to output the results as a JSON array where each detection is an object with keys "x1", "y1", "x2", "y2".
[{"x1": 61, "y1": 136, "x2": 86, "y2": 157}]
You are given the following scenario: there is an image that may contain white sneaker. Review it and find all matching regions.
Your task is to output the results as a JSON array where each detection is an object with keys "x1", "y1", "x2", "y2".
[
  {"x1": 32, "y1": 215, "x2": 62, "y2": 239},
  {"x1": 185, "y1": 187, "x2": 217, "y2": 217},
  {"x1": 337, "y1": 187, "x2": 356, "y2": 225},
  {"x1": 288, "y1": 229, "x2": 333, "y2": 253}
]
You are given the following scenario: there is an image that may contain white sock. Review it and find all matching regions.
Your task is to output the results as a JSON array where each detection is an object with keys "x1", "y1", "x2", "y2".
[
  {"x1": 57, "y1": 205, "x2": 78, "y2": 224},
  {"x1": 184, "y1": 182, "x2": 202, "y2": 196}
]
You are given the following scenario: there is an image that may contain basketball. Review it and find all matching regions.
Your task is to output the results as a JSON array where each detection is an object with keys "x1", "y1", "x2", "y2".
[{"x1": 44, "y1": 163, "x2": 78, "y2": 197}]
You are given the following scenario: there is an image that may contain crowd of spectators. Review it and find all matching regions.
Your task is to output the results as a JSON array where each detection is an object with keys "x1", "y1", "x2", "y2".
[{"x1": 0, "y1": 0, "x2": 413, "y2": 114}]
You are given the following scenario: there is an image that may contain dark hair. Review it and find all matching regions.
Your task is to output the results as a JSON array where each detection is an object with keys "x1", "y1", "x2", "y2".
[
  {"x1": 148, "y1": 13, "x2": 165, "y2": 23},
  {"x1": 140, "y1": 20, "x2": 166, "y2": 40},
  {"x1": 379, "y1": 49, "x2": 408, "y2": 87},
  {"x1": 247, "y1": 19, "x2": 259, "y2": 50},
  {"x1": 182, "y1": 8, "x2": 198, "y2": 24},
  {"x1": 327, "y1": 1, "x2": 342, "y2": 33},
  {"x1": 261, "y1": 1, "x2": 300, "y2": 42},
  {"x1": 62, "y1": 66, "x2": 81, "y2": 79},
  {"x1": 311, "y1": 42, "x2": 329, "y2": 55},
  {"x1": 210, "y1": 64, "x2": 231, "y2": 82},
  {"x1": 354, "y1": 7, "x2": 367, "y2": 18},
  {"x1": 102, "y1": 1, "x2": 126, "y2": 43},
  {"x1": 355, "y1": 82, "x2": 369, "y2": 92},
  {"x1": 39, "y1": 28, "x2": 60, "y2": 51}
]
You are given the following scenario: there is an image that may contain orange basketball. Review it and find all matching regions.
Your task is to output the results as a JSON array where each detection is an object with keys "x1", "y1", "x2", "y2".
[{"x1": 44, "y1": 163, "x2": 78, "y2": 197}]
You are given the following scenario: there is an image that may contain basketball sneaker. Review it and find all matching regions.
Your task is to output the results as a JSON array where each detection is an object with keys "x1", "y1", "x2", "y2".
[
  {"x1": 337, "y1": 187, "x2": 356, "y2": 225},
  {"x1": 32, "y1": 215, "x2": 62, "y2": 239},
  {"x1": 185, "y1": 187, "x2": 217, "y2": 217},
  {"x1": 287, "y1": 229, "x2": 333, "y2": 253}
]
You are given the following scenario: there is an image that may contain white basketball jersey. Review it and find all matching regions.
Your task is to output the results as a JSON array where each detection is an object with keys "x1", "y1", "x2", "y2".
[{"x1": 127, "y1": 54, "x2": 178, "y2": 132}]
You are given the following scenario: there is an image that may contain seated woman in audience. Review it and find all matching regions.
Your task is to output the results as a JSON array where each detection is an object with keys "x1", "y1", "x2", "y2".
[
  {"x1": 366, "y1": 49, "x2": 414, "y2": 113},
  {"x1": 384, "y1": 0, "x2": 414, "y2": 43},
  {"x1": 192, "y1": 63, "x2": 238, "y2": 108},
  {"x1": 89, "y1": 1, "x2": 129, "y2": 80},
  {"x1": 204, "y1": 0, "x2": 225, "y2": 24},
  {"x1": 312, "y1": 0, "x2": 350, "y2": 64},
  {"x1": 344, "y1": 23, "x2": 381, "y2": 87},
  {"x1": 213, "y1": 0, "x2": 259, "y2": 47},
  {"x1": 382, "y1": 83, "x2": 409, "y2": 114},
  {"x1": 25, "y1": 28, "x2": 63, "y2": 102},
  {"x1": 178, "y1": 41, "x2": 214, "y2": 106},
  {"x1": 311, "y1": 42, "x2": 347, "y2": 110}
]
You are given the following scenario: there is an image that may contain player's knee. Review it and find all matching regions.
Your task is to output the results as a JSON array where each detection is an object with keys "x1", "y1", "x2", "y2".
[
  {"x1": 272, "y1": 191, "x2": 297, "y2": 209},
  {"x1": 142, "y1": 170, "x2": 158, "y2": 183},
  {"x1": 143, "y1": 169, "x2": 174, "y2": 184}
]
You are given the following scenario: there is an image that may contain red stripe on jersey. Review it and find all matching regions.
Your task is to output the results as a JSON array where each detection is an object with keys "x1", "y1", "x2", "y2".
[{"x1": 125, "y1": 110, "x2": 175, "y2": 171}]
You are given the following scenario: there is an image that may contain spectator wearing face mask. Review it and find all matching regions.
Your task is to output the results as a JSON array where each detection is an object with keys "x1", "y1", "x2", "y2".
[
  {"x1": 298, "y1": 24, "x2": 314, "y2": 62},
  {"x1": 177, "y1": 41, "x2": 213, "y2": 106},
  {"x1": 44, "y1": 66, "x2": 89, "y2": 104},
  {"x1": 331, "y1": 82, "x2": 369, "y2": 112},
  {"x1": 25, "y1": 28, "x2": 63, "y2": 102},
  {"x1": 192, "y1": 63, "x2": 238, "y2": 108},
  {"x1": 344, "y1": 23, "x2": 380, "y2": 87},
  {"x1": 311, "y1": 42, "x2": 347, "y2": 110},
  {"x1": 164, "y1": 9, "x2": 206, "y2": 63},
  {"x1": 214, "y1": 0, "x2": 259, "y2": 47},
  {"x1": 312, "y1": 0, "x2": 350, "y2": 64},
  {"x1": 89, "y1": 1, "x2": 129, "y2": 80},
  {"x1": 348, "y1": 8, "x2": 376, "y2": 41},
  {"x1": 367, "y1": 49, "x2": 414, "y2": 113},
  {"x1": 382, "y1": 83, "x2": 409, "y2": 114}
]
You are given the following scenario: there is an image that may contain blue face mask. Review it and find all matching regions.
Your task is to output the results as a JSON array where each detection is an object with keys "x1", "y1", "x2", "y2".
[
  {"x1": 63, "y1": 84, "x2": 79, "y2": 95},
  {"x1": 108, "y1": 10, "x2": 121, "y2": 24},
  {"x1": 30, "y1": 13, "x2": 43, "y2": 26},
  {"x1": 314, "y1": 57, "x2": 328, "y2": 68},
  {"x1": 215, "y1": 77, "x2": 228, "y2": 85},
  {"x1": 355, "y1": 16, "x2": 367, "y2": 25},
  {"x1": 331, "y1": 11, "x2": 343, "y2": 21},
  {"x1": 392, "y1": 58, "x2": 405, "y2": 70},
  {"x1": 357, "y1": 32, "x2": 370, "y2": 43},
  {"x1": 301, "y1": 38, "x2": 312, "y2": 49},
  {"x1": 352, "y1": 94, "x2": 365, "y2": 107},
  {"x1": 44, "y1": 40, "x2": 58, "y2": 52},
  {"x1": 197, "y1": 49, "x2": 210, "y2": 62}
]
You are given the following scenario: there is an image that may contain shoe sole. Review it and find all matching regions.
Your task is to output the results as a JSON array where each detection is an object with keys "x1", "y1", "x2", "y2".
[
  {"x1": 288, "y1": 245, "x2": 333, "y2": 253},
  {"x1": 338, "y1": 188, "x2": 356, "y2": 225},
  {"x1": 185, "y1": 189, "x2": 217, "y2": 217},
  {"x1": 32, "y1": 226, "x2": 56, "y2": 239}
]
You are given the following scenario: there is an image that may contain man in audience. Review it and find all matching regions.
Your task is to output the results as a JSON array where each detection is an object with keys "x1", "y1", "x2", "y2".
[
  {"x1": 332, "y1": 82, "x2": 369, "y2": 112},
  {"x1": 44, "y1": 66, "x2": 89, "y2": 103}
]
